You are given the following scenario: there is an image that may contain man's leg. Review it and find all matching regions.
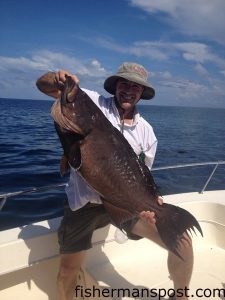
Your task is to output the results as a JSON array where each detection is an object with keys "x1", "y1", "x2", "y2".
[
  {"x1": 167, "y1": 232, "x2": 193, "y2": 297},
  {"x1": 57, "y1": 251, "x2": 86, "y2": 300},
  {"x1": 57, "y1": 203, "x2": 110, "y2": 300},
  {"x1": 131, "y1": 215, "x2": 193, "y2": 300}
]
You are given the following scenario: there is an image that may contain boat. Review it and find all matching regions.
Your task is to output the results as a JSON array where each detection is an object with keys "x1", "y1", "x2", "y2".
[{"x1": 0, "y1": 161, "x2": 224, "y2": 300}]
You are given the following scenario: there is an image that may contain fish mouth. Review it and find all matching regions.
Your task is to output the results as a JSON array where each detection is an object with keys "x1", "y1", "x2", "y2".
[
  {"x1": 51, "y1": 76, "x2": 83, "y2": 135},
  {"x1": 51, "y1": 97, "x2": 84, "y2": 135}
]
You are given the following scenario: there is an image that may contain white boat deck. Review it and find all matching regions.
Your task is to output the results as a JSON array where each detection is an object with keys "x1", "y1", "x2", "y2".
[
  {"x1": 83, "y1": 191, "x2": 225, "y2": 299},
  {"x1": 84, "y1": 237, "x2": 224, "y2": 300},
  {"x1": 0, "y1": 190, "x2": 224, "y2": 300}
]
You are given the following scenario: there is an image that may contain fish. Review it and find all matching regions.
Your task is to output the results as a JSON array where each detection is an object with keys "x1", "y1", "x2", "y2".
[{"x1": 51, "y1": 75, "x2": 203, "y2": 258}]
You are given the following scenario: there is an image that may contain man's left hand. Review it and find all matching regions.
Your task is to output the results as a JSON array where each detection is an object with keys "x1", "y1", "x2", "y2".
[{"x1": 139, "y1": 196, "x2": 163, "y2": 224}]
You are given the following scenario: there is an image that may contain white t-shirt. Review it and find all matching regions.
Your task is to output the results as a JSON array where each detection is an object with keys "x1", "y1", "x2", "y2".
[{"x1": 65, "y1": 88, "x2": 158, "y2": 211}]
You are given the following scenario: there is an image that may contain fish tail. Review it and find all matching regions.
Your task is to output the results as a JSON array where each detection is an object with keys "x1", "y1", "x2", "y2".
[{"x1": 155, "y1": 203, "x2": 203, "y2": 259}]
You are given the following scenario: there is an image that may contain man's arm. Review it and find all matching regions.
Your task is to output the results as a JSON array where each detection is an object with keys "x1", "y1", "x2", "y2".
[{"x1": 36, "y1": 71, "x2": 60, "y2": 98}]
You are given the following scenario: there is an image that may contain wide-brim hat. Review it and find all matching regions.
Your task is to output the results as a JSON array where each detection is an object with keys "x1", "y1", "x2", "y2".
[{"x1": 104, "y1": 62, "x2": 155, "y2": 100}]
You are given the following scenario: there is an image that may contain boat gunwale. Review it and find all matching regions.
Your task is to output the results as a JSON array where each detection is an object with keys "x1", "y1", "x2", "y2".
[{"x1": 0, "y1": 161, "x2": 225, "y2": 204}]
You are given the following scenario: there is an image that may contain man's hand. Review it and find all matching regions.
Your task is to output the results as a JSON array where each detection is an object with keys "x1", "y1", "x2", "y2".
[
  {"x1": 157, "y1": 196, "x2": 163, "y2": 206},
  {"x1": 139, "y1": 196, "x2": 163, "y2": 224},
  {"x1": 36, "y1": 69, "x2": 79, "y2": 99},
  {"x1": 55, "y1": 70, "x2": 80, "y2": 91}
]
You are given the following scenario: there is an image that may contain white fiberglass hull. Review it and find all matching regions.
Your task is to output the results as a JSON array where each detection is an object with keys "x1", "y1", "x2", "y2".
[{"x1": 0, "y1": 190, "x2": 225, "y2": 300}]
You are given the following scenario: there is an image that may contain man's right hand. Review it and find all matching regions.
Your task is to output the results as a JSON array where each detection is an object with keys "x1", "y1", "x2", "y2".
[
  {"x1": 55, "y1": 70, "x2": 80, "y2": 92},
  {"x1": 36, "y1": 69, "x2": 80, "y2": 99}
]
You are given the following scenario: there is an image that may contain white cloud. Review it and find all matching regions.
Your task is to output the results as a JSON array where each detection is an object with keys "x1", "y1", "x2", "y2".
[
  {"x1": 0, "y1": 51, "x2": 107, "y2": 78},
  {"x1": 128, "y1": 0, "x2": 178, "y2": 14},
  {"x1": 88, "y1": 37, "x2": 225, "y2": 70},
  {"x1": 134, "y1": 41, "x2": 221, "y2": 65},
  {"x1": 128, "y1": 0, "x2": 225, "y2": 45},
  {"x1": 175, "y1": 43, "x2": 211, "y2": 63},
  {"x1": 0, "y1": 51, "x2": 81, "y2": 74},
  {"x1": 194, "y1": 64, "x2": 209, "y2": 76},
  {"x1": 0, "y1": 56, "x2": 47, "y2": 71},
  {"x1": 130, "y1": 41, "x2": 168, "y2": 60},
  {"x1": 91, "y1": 59, "x2": 105, "y2": 71},
  {"x1": 0, "y1": 51, "x2": 108, "y2": 99},
  {"x1": 0, "y1": 50, "x2": 224, "y2": 107},
  {"x1": 156, "y1": 76, "x2": 208, "y2": 98},
  {"x1": 77, "y1": 59, "x2": 107, "y2": 78},
  {"x1": 82, "y1": 37, "x2": 169, "y2": 61},
  {"x1": 174, "y1": 43, "x2": 225, "y2": 67},
  {"x1": 149, "y1": 70, "x2": 225, "y2": 107},
  {"x1": 151, "y1": 71, "x2": 172, "y2": 79}
]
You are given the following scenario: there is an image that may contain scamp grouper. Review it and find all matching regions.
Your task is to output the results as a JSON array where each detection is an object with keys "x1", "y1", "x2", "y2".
[{"x1": 51, "y1": 76, "x2": 203, "y2": 258}]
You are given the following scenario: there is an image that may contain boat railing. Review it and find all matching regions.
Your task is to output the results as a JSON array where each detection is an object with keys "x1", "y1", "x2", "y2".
[
  {"x1": 152, "y1": 160, "x2": 225, "y2": 194},
  {"x1": 0, "y1": 160, "x2": 225, "y2": 210},
  {"x1": 0, "y1": 183, "x2": 68, "y2": 210}
]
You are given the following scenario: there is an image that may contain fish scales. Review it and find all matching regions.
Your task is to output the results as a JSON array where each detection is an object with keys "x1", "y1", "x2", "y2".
[{"x1": 51, "y1": 76, "x2": 203, "y2": 258}]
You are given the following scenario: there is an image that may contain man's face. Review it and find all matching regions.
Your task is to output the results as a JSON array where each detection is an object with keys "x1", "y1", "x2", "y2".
[{"x1": 115, "y1": 79, "x2": 144, "y2": 111}]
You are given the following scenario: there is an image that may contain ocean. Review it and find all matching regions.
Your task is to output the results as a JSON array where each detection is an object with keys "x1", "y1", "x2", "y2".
[{"x1": 0, "y1": 98, "x2": 225, "y2": 231}]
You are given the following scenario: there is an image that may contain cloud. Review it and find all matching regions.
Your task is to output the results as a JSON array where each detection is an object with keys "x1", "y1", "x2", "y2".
[
  {"x1": 0, "y1": 51, "x2": 108, "y2": 99},
  {"x1": 151, "y1": 73, "x2": 225, "y2": 107},
  {"x1": 151, "y1": 71, "x2": 172, "y2": 79},
  {"x1": 175, "y1": 43, "x2": 212, "y2": 63},
  {"x1": 31, "y1": 50, "x2": 107, "y2": 77},
  {"x1": 131, "y1": 41, "x2": 169, "y2": 60},
  {"x1": 0, "y1": 56, "x2": 47, "y2": 71},
  {"x1": 128, "y1": 0, "x2": 225, "y2": 45},
  {"x1": 80, "y1": 36, "x2": 169, "y2": 61},
  {"x1": 82, "y1": 36, "x2": 225, "y2": 70},
  {"x1": 153, "y1": 71, "x2": 209, "y2": 98},
  {"x1": 128, "y1": 0, "x2": 178, "y2": 15},
  {"x1": 159, "y1": 78, "x2": 208, "y2": 97},
  {"x1": 0, "y1": 50, "x2": 107, "y2": 79},
  {"x1": 0, "y1": 50, "x2": 224, "y2": 108},
  {"x1": 194, "y1": 64, "x2": 209, "y2": 76},
  {"x1": 0, "y1": 51, "x2": 80, "y2": 75},
  {"x1": 133, "y1": 41, "x2": 224, "y2": 65},
  {"x1": 174, "y1": 43, "x2": 225, "y2": 68}
]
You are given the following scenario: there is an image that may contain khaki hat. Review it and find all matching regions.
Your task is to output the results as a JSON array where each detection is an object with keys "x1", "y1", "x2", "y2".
[{"x1": 104, "y1": 62, "x2": 155, "y2": 100}]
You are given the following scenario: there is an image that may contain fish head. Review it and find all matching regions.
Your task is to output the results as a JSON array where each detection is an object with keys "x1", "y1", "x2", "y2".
[{"x1": 60, "y1": 76, "x2": 97, "y2": 135}]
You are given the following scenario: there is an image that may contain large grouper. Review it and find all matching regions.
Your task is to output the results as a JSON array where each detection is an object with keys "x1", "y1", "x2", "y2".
[{"x1": 51, "y1": 75, "x2": 203, "y2": 258}]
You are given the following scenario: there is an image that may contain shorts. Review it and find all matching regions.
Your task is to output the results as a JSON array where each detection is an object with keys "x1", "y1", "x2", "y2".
[{"x1": 58, "y1": 201, "x2": 142, "y2": 254}]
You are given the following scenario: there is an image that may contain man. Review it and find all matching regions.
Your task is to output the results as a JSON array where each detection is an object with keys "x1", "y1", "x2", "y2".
[{"x1": 36, "y1": 62, "x2": 193, "y2": 300}]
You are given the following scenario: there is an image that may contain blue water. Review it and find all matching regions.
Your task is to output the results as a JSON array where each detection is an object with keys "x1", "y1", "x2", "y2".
[{"x1": 0, "y1": 98, "x2": 225, "y2": 231}]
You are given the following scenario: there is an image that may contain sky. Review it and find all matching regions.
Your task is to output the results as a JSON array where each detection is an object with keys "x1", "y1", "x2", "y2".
[{"x1": 0, "y1": 0, "x2": 225, "y2": 108}]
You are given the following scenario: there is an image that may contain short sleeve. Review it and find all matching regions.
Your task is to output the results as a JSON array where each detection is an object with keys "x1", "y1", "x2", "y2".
[{"x1": 144, "y1": 139, "x2": 158, "y2": 169}]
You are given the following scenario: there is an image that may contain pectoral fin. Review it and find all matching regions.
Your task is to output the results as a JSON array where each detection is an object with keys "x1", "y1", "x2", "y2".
[
  {"x1": 60, "y1": 154, "x2": 70, "y2": 177},
  {"x1": 68, "y1": 142, "x2": 82, "y2": 170}
]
